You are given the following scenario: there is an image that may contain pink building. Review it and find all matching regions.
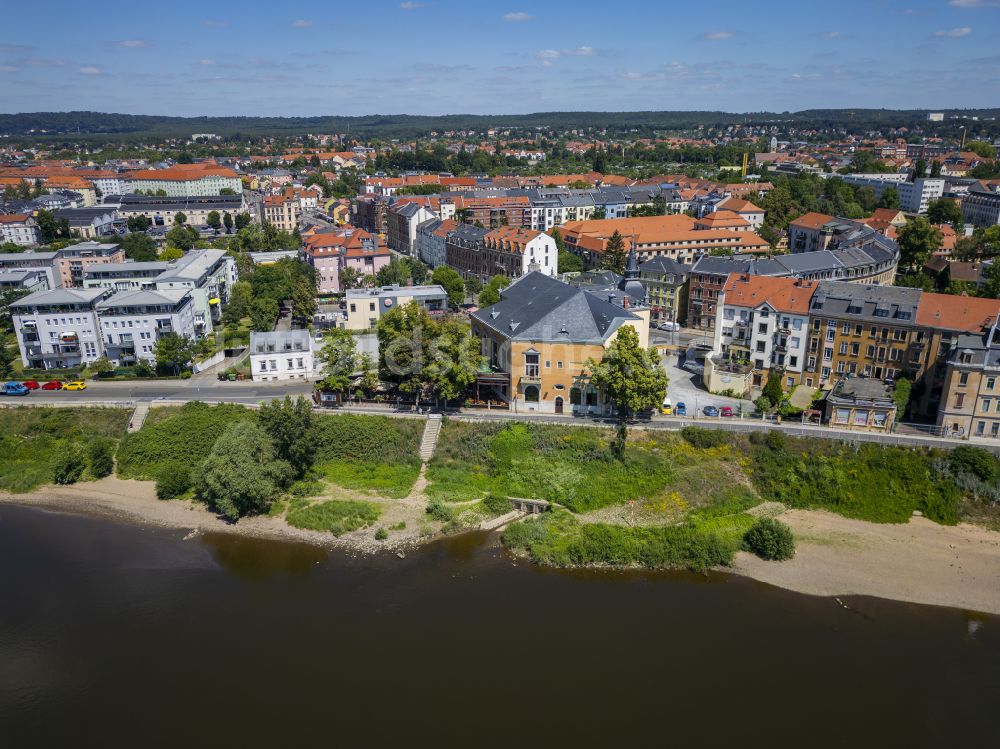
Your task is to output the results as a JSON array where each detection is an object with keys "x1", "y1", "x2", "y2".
[{"x1": 304, "y1": 228, "x2": 390, "y2": 294}]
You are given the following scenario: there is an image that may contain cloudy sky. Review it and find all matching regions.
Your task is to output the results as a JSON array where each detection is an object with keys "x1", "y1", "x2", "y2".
[{"x1": 1, "y1": 0, "x2": 999, "y2": 116}]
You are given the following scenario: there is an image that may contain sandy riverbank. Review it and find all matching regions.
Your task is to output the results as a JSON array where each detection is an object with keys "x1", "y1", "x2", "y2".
[
  {"x1": 0, "y1": 476, "x2": 418, "y2": 552},
  {"x1": 730, "y1": 508, "x2": 1000, "y2": 615}
]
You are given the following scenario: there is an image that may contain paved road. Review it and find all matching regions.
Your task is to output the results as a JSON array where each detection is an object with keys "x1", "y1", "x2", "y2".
[{"x1": 13, "y1": 379, "x2": 313, "y2": 405}]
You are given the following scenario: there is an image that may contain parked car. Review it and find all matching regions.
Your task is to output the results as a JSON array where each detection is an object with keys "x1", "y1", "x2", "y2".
[
  {"x1": 720, "y1": 405, "x2": 734, "y2": 417},
  {"x1": 657, "y1": 321, "x2": 681, "y2": 332},
  {"x1": 703, "y1": 405, "x2": 720, "y2": 417},
  {"x1": 22, "y1": 380, "x2": 40, "y2": 390},
  {"x1": 675, "y1": 401, "x2": 686, "y2": 416},
  {"x1": 41, "y1": 380, "x2": 64, "y2": 390},
  {"x1": 62, "y1": 380, "x2": 87, "y2": 391},
  {"x1": 660, "y1": 397, "x2": 673, "y2": 415},
  {"x1": 3, "y1": 381, "x2": 30, "y2": 396}
]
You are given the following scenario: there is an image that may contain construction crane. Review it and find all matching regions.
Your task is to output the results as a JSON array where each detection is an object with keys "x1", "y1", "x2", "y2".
[{"x1": 741, "y1": 152, "x2": 749, "y2": 178}]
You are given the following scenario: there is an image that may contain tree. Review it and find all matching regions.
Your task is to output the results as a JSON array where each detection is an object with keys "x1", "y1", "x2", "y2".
[
  {"x1": 585, "y1": 325, "x2": 667, "y2": 457},
  {"x1": 291, "y1": 277, "x2": 317, "y2": 322},
  {"x1": 558, "y1": 250, "x2": 584, "y2": 274},
  {"x1": 893, "y1": 377, "x2": 912, "y2": 423},
  {"x1": 876, "y1": 187, "x2": 901, "y2": 210},
  {"x1": 206, "y1": 210, "x2": 222, "y2": 234},
  {"x1": 601, "y1": 230, "x2": 628, "y2": 274},
  {"x1": 173, "y1": 211, "x2": 187, "y2": 225},
  {"x1": 358, "y1": 352, "x2": 379, "y2": 395},
  {"x1": 257, "y1": 395, "x2": 316, "y2": 478},
  {"x1": 478, "y1": 275, "x2": 510, "y2": 306},
  {"x1": 153, "y1": 333, "x2": 196, "y2": 374},
  {"x1": 318, "y1": 328, "x2": 358, "y2": 393},
  {"x1": 742, "y1": 518, "x2": 795, "y2": 561},
  {"x1": 234, "y1": 212, "x2": 252, "y2": 230},
  {"x1": 90, "y1": 356, "x2": 113, "y2": 377},
  {"x1": 120, "y1": 232, "x2": 158, "y2": 261},
  {"x1": 966, "y1": 140, "x2": 997, "y2": 160},
  {"x1": 979, "y1": 262, "x2": 1000, "y2": 299},
  {"x1": 0, "y1": 340, "x2": 15, "y2": 378},
  {"x1": 930, "y1": 160, "x2": 943, "y2": 178},
  {"x1": 160, "y1": 247, "x2": 184, "y2": 261},
  {"x1": 223, "y1": 211, "x2": 234, "y2": 234},
  {"x1": 126, "y1": 215, "x2": 151, "y2": 232},
  {"x1": 339, "y1": 266, "x2": 362, "y2": 290},
  {"x1": 165, "y1": 224, "x2": 196, "y2": 251},
  {"x1": 88, "y1": 439, "x2": 115, "y2": 479},
  {"x1": 52, "y1": 444, "x2": 86, "y2": 485},
  {"x1": 431, "y1": 265, "x2": 466, "y2": 307},
  {"x1": 926, "y1": 198, "x2": 963, "y2": 230},
  {"x1": 464, "y1": 275, "x2": 482, "y2": 297},
  {"x1": 763, "y1": 372, "x2": 784, "y2": 405},
  {"x1": 912, "y1": 158, "x2": 927, "y2": 179},
  {"x1": 897, "y1": 217, "x2": 942, "y2": 273},
  {"x1": 424, "y1": 317, "x2": 482, "y2": 405},
  {"x1": 377, "y1": 301, "x2": 436, "y2": 399},
  {"x1": 249, "y1": 297, "x2": 279, "y2": 331},
  {"x1": 196, "y1": 421, "x2": 293, "y2": 520},
  {"x1": 222, "y1": 280, "x2": 253, "y2": 325},
  {"x1": 35, "y1": 209, "x2": 70, "y2": 244},
  {"x1": 592, "y1": 207, "x2": 607, "y2": 220}
]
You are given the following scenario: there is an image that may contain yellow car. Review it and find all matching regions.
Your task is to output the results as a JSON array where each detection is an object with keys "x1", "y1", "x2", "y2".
[
  {"x1": 660, "y1": 399, "x2": 673, "y2": 415},
  {"x1": 62, "y1": 380, "x2": 87, "y2": 391}
]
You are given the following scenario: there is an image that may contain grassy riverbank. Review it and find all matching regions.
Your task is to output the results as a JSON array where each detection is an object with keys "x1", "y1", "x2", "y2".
[{"x1": 0, "y1": 407, "x2": 130, "y2": 492}]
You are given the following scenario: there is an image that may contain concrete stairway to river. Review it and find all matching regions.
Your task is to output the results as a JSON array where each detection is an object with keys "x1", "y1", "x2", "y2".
[
  {"x1": 127, "y1": 402, "x2": 150, "y2": 433},
  {"x1": 419, "y1": 415, "x2": 442, "y2": 461}
]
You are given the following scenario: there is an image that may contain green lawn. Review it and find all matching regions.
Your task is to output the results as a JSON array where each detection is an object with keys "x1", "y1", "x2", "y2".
[
  {"x1": 0, "y1": 407, "x2": 130, "y2": 493},
  {"x1": 286, "y1": 498, "x2": 381, "y2": 536}
]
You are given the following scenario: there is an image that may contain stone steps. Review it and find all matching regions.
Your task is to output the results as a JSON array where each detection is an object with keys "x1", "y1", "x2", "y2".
[{"x1": 419, "y1": 415, "x2": 442, "y2": 461}]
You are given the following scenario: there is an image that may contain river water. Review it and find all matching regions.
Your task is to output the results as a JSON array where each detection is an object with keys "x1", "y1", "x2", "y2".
[{"x1": 1, "y1": 504, "x2": 998, "y2": 747}]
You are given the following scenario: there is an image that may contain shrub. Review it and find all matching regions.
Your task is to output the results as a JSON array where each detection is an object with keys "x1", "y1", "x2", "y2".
[
  {"x1": 482, "y1": 493, "x2": 512, "y2": 515},
  {"x1": 88, "y1": 439, "x2": 115, "y2": 478},
  {"x1": 764, "y1": 430, "x2": 786, "y2": 451},
  {"x1": 375, "y1": 527, "x2": 388, "y2": 541},
  {"x1": 179, "y1": 370, "x2": 192, "y2": 379},
  {"x1": 52, "y1": 444, "x2": 86, "y2": 485},
  {"x1": 426, "y1": 498, "x2": 455, "y2": 522},
  {"x1": 156, "y1": 463, "x2": 192, "y2": 499},
  {"x1": 949, "y1": 445, "x2": 999, "y2": 482},
  {"x1": 681, "y1": 426, "x2": 729, "y2": 449},
  {"x1": 743, "y1": 517, "x2": 795, "y2": 561}
]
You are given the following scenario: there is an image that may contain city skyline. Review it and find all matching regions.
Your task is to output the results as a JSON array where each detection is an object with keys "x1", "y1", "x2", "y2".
[{"x1": 2, "y1": 0, "x2": 1000, "y2": 117}]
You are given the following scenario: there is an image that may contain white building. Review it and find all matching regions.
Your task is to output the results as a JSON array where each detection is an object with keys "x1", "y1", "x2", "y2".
[
  {"x1": 250, "y1": 330, "x2": 316, "y2": 382},
  {"x1": 96, "y1": 289, "x2": 198, "y2": 366},
  {"x1": 962, "y1": 183, "x2": 1000, "y2": 227},
  {"x1": 11, "y1": 287, "x2": 107, "y2": 370},
  {"x1": 0, "y1": 269, "x2": 49, "y2": 293},
  {"x1": 839, "y1": 175, "x2": 945, "y2": 214},
  {"x1": 0, "y1": 214, "x2": 40, "y2": 246},
  {"x1": 927, "y1": 112, "x2": 944, "y2": 122}
]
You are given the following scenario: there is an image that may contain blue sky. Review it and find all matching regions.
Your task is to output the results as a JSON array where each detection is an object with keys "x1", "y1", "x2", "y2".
[{"x1": 1, "y1": 0, "x2": 999, "y2": 117}]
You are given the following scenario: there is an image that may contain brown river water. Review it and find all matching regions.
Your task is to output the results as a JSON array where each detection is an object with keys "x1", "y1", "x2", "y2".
[{"x1": 1, "y1": 504, "x2": 998, "y2": 747}]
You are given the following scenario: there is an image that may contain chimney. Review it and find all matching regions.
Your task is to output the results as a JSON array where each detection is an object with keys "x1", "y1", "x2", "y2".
[{"x1": 623, "y1": 296, "x2": 630, "y2": 309}]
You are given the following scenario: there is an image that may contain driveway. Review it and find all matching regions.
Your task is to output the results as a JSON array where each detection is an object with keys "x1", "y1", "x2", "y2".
[{"x1": 659, "y1": 351, "x2": 755, "y2": 419}]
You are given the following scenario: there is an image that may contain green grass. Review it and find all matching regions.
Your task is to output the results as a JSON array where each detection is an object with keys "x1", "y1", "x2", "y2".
[
  {"x1": 312, "y1": 414, "x2": 423, "y2": 497},
  {"x1": 286, "y1": 498, "x2": 381, "y2": 536},
  {"x1": 0, "y1": 407, "x2": 130, "y2": 492},
  {"x1": 115, "y1": 402, "x2": 251, "y2": 480}
]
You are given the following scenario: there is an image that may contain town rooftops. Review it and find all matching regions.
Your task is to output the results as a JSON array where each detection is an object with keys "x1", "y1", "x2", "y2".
[
  {"x1": 128, "y1": 164, "x2": 239, "y2": 181},
  {"x1": 810, "y1": 281, "x2": 921, "y2": 324},
  {"x1": 916, "y1": 292, "x2": 1000, "y2": 332},
  {"x1": 789, "y1": 211, "x2": 836, "y2": 230},
  {"x1": 344, "y1": 284, "x2": 448, "y2": 301},
  {"x1": 0, "y1": 213, "x2": 30, "y2": 224},
  {"x1": 639, "y1": 256, "x2": 691, "y2": 277},
  {"x1": 11, "y1": 286, "x2": 108, "y2": 308},
  {"x1": 471, "y1": 271, "x2": 640, "y2": 345},
  {"x1": 827, "y1": 376, "x2": 896, "y2": 406},
  {"x1": 250, "y1": 329, "x2": 312, "y2": 354},
  {"x1": 96, "y1": 288, "x2": 192, "y2": 310},
  {"x1": 722, "y1": 274, "x2": 818, "y2": 314},
  {"x1": 55, "y1": 241, "x2": 121, "y2": 257}
]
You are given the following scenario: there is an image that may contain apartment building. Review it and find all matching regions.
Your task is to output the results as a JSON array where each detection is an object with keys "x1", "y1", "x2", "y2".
[
  {"x1": 386, "y1": 202, "x2": 435, "y2": 255},
  {"x1": 961, "y1": 182, "x2": 1000, "y2": 227},
  {"x1": 11, "y1": 287, "x2": 107, "y2": 369},
  {"x1": 260, "y1": 192, "x2": 300, "y2": 232},
  {"x1": 250, "y1": 330, "x2": 316, "y2": 382},
  {"x1": 117, "y1": 194, "x2": 246, "y2": 227},
  {"x1": 127, "y1": 164, "x2": 242, "y2": 196},
  {"x1": 839, "y1": 175, "x2": 945, "y2": 214},
  {"x1": 415, "y1": 218, "x2": 457, "y2": 268},
  {"x1": 52, "y1": 242, "x2": 125, "y2": 288},
  {"x1": 0, "y1": 214, "x2": 40, "y2": 246},
  {"x1": 303, "y1": 228, "x2": 388, "y2": 295},
  {"x1": 342, "y1": 285, "x2": 448, "y2": 330},
  {"x1": 638, "y1": 256, "x2": 690, "y2": 325},
  {"x1": 0, "y1": 269, "x2": 49, "y2": 293},
  {"x1": 96, "y1": 289, "x2": 198, "y2": 365}
]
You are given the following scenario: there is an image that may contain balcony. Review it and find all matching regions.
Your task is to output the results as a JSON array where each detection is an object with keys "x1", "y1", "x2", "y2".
[
  {"x1": 520, "y1": 372, "x2": 542, "y2": 385},
  {"x1": 22, "y1": 331, "x2": 39, "y2": 343}
]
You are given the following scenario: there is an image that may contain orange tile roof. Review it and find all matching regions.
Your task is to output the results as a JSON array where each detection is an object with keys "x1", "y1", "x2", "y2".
[
  {"x1": 789, "y1": 211, "x2": 835, "y2": 230},
  {"x1": 722, "y1": 274, "x2": 818, "y2": 314},
  {"x1": 916, "y1": 293, "x2": 1000, "y2": 332},
  {"x1": 0, "y1": 213, "x2": 30, "y2": 223},
  {"x1": 129, "y1": 164, "x2": 238, "y2": 181},
  {"x1": 717, "y1": 196, "x2": 763, "y2": 213}
]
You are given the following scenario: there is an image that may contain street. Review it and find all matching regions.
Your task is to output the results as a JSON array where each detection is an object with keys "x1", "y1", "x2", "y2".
[{"x1": 12, "y1": 379, "x2": 314, "y2": 405}]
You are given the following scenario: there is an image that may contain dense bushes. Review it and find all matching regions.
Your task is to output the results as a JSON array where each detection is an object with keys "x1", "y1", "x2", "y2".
[
  {"x1": 52, "y1": 444, "x2": 86, "y2": 485},
  {"x1": 116, "y1": 402, "x2": 251, "y2": 480},
  {"x1": 0, "y1": 407, "x2": 129, "y2": 492},
  {"x1": 286, "y1": 499, "x2": 380, "y2": 536},
  {"x1": 482, "y1": 493, "x2": 512, "y2": 515},
  {"x1": 949, "y1": 446, "x2": 999, "y2": 482},
  {"x1": 155, "y1": 463, "x2": 192, "y2": 499},
  {"x1": 681, "y1": 426, "x2": 730, "y2": 449},
  {"x1": 502, "y1": 511, "x2": 735, "y2": 571},
  {"x1": 88, "y1": 440, "x2": 115, "y2": 479},
  {"x1": 742, "y1": 518, "x2": 795, "y2": 561}
]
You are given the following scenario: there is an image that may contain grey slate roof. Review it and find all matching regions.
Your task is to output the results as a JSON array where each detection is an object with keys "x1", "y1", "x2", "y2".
[
  {"x1": 639, "y1": 256, "x2": 691, "y2": 277},
  {"x1": 471, "y1": 271, "x2": 639, "y2": 345},
  {"x1": 250, "y1": 329, "x2": 312, "y2": 354},
  {"x1": 96, "y1": 288, "x2": 191, "y2": 310},
  {"x1": 810, "y1": 281, "x2": 921, "y2": 324},
  {"x1": 11, "y1": 287, "x2": 108, "y2": 308}
]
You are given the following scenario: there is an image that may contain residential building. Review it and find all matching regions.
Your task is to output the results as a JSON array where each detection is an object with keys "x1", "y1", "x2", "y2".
[
  {"x1": 250, "y1": 330, "x2": 316, "y2": 382},
  {"x1": 839, "y1": 175, "x2": 945, "y2": 214},
  {"x1": 805, "y1": 282, "x2": 922, "y2": 388},
  {"x1": 788, "y1": 212, "x2": 836, "y2": 253},
  {"x1": 260, "y1": 192, "x2": 300, "y2": 232},
  {"x1": 52, "y1": 242, "x2": 125, "y2": 288},
  {"x1": 53, "y1": 207, "x2": 117, "y2": 239},
  {"x1": 386, "y1": 202, "x2": 435, "y2": 256},
  {"x1": 445, "y1": 224, "x2": 491, "y2": 279},
  {"x1": 470, "y1": 271, "x2": 649, "y2": 414},
  {"x1": 479, "y1": 226, "x2": 558, "y2": 280},
  {"x1": 117, "y1": 194, "x2": 246, "y2": 227},
  {"x1": 11, "y1": 287, "x2": 107, "y2": 369},
  {"x1": 96, "y1": 289, "x2": 198, "y2": 366},
  {"x1": 303, "y1": 228, "x2": 388, "y2": 295},
  {"x1": 961, "y1": 182, "x2": 1000, "y2": 227},
  {"x1": 638, "y1": 256, "x2": 690, "y2": 325},
  {"x1": 935, "y1": 327, "x2": 1000, "y2": 438},
  {"x1": 0, "y1": 249, "x2": 58, "y2": 288},
  {"x1": 0, "y1": 214, "x2": 40, "y2": 246},
  {"x1": 415, "y1": 218, "x2": 457, "y2": 268},
  {"x1": 708, "y1": 275, "x2": 817, "y2": 392},
  {"x1": 342, "y1": 285, "x2": 448, "y2": 330},
  {"x1": 824, "y1": 377, "x2": 897, "y2": 432},
  {"x1": 127, "y1": 164, "x2": 242, "y2": 196},
  {"x1": 0, "y1": 269, "x2": 49, "y2": 293}
]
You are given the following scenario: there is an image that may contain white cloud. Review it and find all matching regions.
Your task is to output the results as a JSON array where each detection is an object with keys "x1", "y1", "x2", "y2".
[
  {"x1": 537, "y1": 49, "x2": 561, "y2": 59},
  {"x1": 78, "y1": 66, "x2": 101, "y2": 75},
  {"x1": 935, "y1": 27, "x2": 972, "y2": 37},
  {"x1": 823, "y1": 31, "x2": 842, "y2": 38},
  {"x1": 0, "y1": 65, "x2": 18, "y2": 73},
  {"x1": 118, "y1": 40, "x2": 149, "y2": 48},
  {"x1": 399, "y1": 1, "x2": 424, "y2": 8},
  {"x1": 199, "y1": 59, "x2": 216, "y2": 66},
  {"x1": 503, "y1": 11, "x2": 533, "y2": 21},
  {"x1": 949, "y1": 0, "x2": 1000, "y2": 7},
  {"x1": 291, "y1": 19, "x2": 313, "y2": 28},
  {"x1": 567, "y1": 46, "x2": 594, "y2": 56},
  {"x1": 703, "y1": 31, "x2": 734, "y2": 40}
]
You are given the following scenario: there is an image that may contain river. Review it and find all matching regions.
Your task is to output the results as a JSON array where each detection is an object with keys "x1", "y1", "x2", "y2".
[{"x1": 1, "y1": 504, "x2": 998, "y2": 747}]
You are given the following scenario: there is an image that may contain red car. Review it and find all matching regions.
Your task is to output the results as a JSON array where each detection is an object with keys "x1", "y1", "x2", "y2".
[
  {"x1": 22, "y1": 380, "x2": 40, "y2": 390},
  {"x1": 41, "y1": 380, "x2": 63, "y2": 390},
  {"x1": 720, "y1": 405, "x2": 734, "y2": 417}
]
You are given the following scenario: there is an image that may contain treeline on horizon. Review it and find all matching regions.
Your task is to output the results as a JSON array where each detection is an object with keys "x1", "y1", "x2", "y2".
[{"x1": 3, "y1": 108, "x2": 1000, "y2": 142}]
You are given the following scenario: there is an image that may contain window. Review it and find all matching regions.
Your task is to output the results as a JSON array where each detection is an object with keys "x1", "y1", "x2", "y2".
[
  {"x1": 826, "y1": 329, "x2": 835, "y2": 342},
  {"x1": 756, "y1": 341, "x2": 766, "y2": 353},
  {"x1": 842, "y1": 323, "x2": 850, "y2": 335},
  {"x1": 823, "y1": 347, "x2": 833, "y2": 361},
  {"x1": 758, "y1": 323, "x2": 767, "y2": 334},
  {"x1": 524, "y1": 352, "x2": 540, "y2": 378},
  {"x1": 821, "y1": 366, "x2": 831, "y2": 378},
  {"x1": 854, "y1": 411, "x2": 870, "y2": 427},
  {"x1": 557, "y1": 361, "x2": 563, "y2": 369},
  {"x1": 989, "y1": 377, "x2": 997, "y2": 390},
  {"x1": 839, "y1": 343, "x2": 848, "y2": 355},
  {"x1": 834, "y1": 408, "x2": 850, "y2": 425},
  {"x1": 369, "y1": 302, "x2": 375, "y2": 312},
  {"x1": 523, "y1": 385, "x2": 539, "y2": 403},
  {"x1": 983, "y1": 399, "x2": 992, "y2": 413},
  {"x1": 851, "y1": 343, "x2": 860, "y2": 356},
  {"x1": 350, "y1": 303, "x2": 356, "y2": 313},
  {"x1": 976, "y1": 421, "x2": 986, "y2": 437},
  {"x1": 959, "y1": 372, "x2": 969, "y2": 386},
  {"x1": 854, "y1": 324, "x2": 863, "y2": 336},
  {"x1": 545, "y1": 360, "x2": 551, "y2": 368},
  {"x1": 789, "y1": 356, "x2": 798, "y2": 367},
  {"x1": 955, "y1": 393, "x2": 965, "y2": 409},
  {"x1": 866, "y1": 345, "x2": 875, "y2": 357}
]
